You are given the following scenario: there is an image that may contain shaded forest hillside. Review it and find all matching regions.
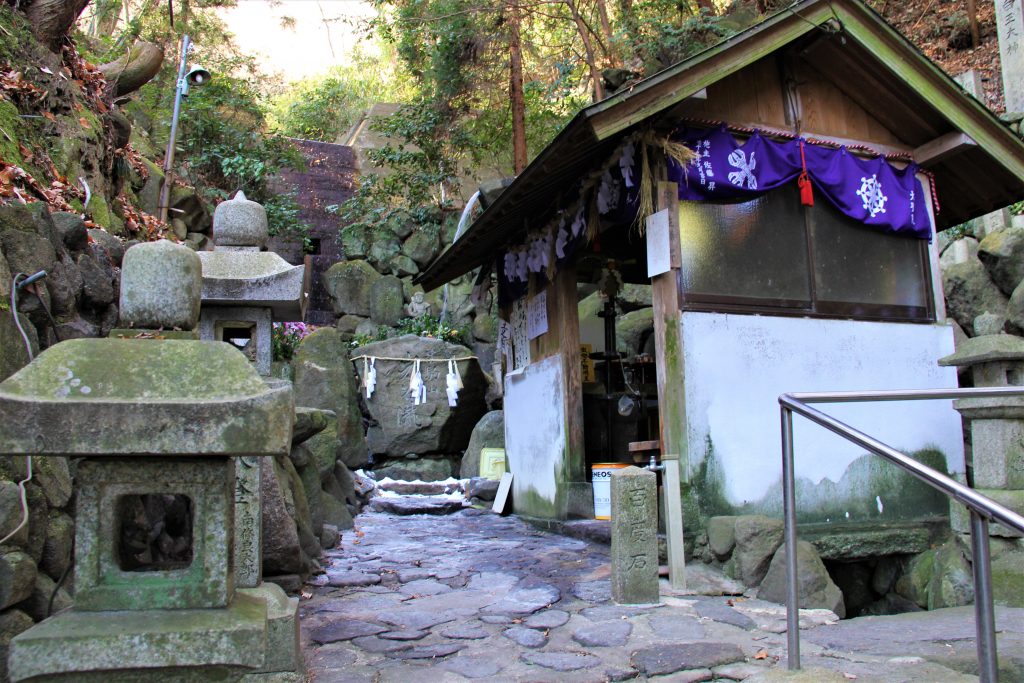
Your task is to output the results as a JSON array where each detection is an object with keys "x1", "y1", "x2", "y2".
[{"x1": 871, "y1": 0, "x2": 1007, "y2": 113}]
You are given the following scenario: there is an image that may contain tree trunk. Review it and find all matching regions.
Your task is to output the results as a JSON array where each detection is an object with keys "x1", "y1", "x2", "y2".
[
  {"x1": 23, "y1": 0, "x2": 92, "y2": 51},
  {"x1": 99, "y1": 41, "x2": 166, "y2": 96},
  {"x1": 565, "y1": 0, "x2": 605, "y2": 102},
  {"x1": 508, "y1": 0, "x2": 528, "y2": 174},
  {"x1": 91, "y1": 0, "x2": 122, "y2": 37},
  {"x1": 595, "y1": 0, "x2": 619, "y2": 66}
]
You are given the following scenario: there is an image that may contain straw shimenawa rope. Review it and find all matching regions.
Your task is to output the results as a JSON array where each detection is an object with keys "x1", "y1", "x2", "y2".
[{"x1": 635, "y1": 130, "x2": 697, "y2": 234}]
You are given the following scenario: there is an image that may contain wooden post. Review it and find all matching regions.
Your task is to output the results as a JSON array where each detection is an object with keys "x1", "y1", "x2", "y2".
[
  {"x1": 529, "y1": 265, "x2": 586, "y2": 514},
  {"x1": 651, "y1": 181, "x2": 687, "y2": 590}
]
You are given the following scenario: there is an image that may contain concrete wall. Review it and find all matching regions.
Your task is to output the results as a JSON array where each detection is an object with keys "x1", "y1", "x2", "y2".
[
  {"x1": 680, "y1": 312, "x2": 963, "y2": 524},
  {"x1": 504, "y1": 354, "x2": 568, "y2": 518}
]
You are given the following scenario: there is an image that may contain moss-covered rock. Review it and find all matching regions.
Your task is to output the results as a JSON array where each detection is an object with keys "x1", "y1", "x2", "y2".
[
  {"x1": 369, "y1": 275, "x2": 404, "y2": 327},
  {"x1": 323, "y1": 259, "x2": 380, "y2": 317}
]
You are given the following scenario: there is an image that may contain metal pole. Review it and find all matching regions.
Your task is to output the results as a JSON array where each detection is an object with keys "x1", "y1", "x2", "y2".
[
  {"x1": 158, "y1": 34, "x2": 191, "y2": 224},
  {"x1": 781, "y1": 405, "x2": 800, "y2": 670},
  {"x1": 970, "y1": 511, "x2": 998, "y2": 683}
]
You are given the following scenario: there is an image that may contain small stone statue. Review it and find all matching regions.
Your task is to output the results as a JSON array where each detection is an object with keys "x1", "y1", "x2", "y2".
[{"x1": 405, "y1": 291, "x2": 431, "y2": 318}]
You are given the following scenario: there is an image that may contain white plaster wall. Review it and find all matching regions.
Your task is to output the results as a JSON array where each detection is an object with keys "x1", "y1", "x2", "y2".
[
  {"x1": 504, "y1": 354, "x2": 566, "y2": 508},
  {"x1": 681, "y1": 312, "x2": 963, "y2": 506}
]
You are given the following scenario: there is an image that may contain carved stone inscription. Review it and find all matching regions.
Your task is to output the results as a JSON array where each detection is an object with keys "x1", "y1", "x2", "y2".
[
  {"x1": 233, "y1": 455, "x2": 262, "y2": 588},
  {"x1": 610, "y1": 466, "x2": 659, "y2": 604}
]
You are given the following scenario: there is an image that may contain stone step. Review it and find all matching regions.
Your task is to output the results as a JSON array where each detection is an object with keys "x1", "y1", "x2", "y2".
[
  {"x1": 374, "y1": 477, "x2": 465, "y2": 496},
  {"x1": 369, "y1": 495, "x2": 468, "y2": 516}
]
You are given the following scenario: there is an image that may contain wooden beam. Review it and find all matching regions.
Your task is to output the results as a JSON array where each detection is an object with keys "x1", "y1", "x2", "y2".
[
  {"x1": 651, "y1": 181, "x2": 687, "y2": 591},
  {"x1": 913, "y1": 132, "x2": 977, "y2": 167}
]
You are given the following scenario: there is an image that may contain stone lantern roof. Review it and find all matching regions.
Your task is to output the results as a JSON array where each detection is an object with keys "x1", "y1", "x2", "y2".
[{"x1": 0, "y1": 338, "x2": 293, "y2": 456}]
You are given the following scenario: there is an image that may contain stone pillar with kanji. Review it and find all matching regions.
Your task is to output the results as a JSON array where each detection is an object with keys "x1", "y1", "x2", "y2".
[{"x1": 610, "y1": 466, "x2": 660, "y2": 604}]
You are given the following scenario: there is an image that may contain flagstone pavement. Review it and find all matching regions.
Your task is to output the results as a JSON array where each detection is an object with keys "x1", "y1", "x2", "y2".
[{"x1": 299, "y1": 506, "x2": 1024, "y2": 682}]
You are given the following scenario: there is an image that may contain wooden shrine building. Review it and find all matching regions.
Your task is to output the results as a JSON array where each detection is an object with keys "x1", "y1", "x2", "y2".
[{"x1": 417, "y1": 0, "x2": 1024, "y2": 550}]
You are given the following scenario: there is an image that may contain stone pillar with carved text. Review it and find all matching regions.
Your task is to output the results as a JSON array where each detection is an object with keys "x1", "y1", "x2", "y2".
[{"x1": 611, "y1": 466, "x2": 660, "y2": 604}]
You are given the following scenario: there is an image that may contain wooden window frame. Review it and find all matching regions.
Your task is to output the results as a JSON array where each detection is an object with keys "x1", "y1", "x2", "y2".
[{"x1": 677, "y1": 194, "x2": 936, "y2": 324}]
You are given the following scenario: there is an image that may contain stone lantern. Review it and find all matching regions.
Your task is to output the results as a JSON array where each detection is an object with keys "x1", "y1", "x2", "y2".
[
  {"x1": 197, "y1": 191, "x2": 308, "y2": 375},
  {"x1": 938, "y1": 334, "x2": 1024, "y2": 606},
  {"x1": 2, "y1": 241, "x2": 304, "y2": 681}
]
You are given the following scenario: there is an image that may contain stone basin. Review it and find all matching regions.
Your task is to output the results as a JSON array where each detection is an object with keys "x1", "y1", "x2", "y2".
[
  {"x1": 197, "y1": 251, "x2": 306, "y2": 320},
  {"x1": 0, "y1": 338, "x2": 293, "y2": 456}
]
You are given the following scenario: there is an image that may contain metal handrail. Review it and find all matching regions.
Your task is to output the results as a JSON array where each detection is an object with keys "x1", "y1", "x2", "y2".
[{"x1": 779, "y1": 387, "x2": 1024, "y2": 683}]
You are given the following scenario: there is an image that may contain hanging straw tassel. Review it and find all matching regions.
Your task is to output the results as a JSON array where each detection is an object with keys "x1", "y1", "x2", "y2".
[{"x1": 634, "y1": 130, "x2": 698, "y2": 234}]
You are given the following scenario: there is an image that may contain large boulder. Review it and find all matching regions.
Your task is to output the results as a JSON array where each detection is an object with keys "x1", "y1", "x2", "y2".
[
  {"x1": 0, "y1": 550, "x2": 37, "y2": 610},
  {"x1": 758, "y1": 541, "x2": 845, "y2": 617},
  {"x1": 895, "y1": 539, "x2": 974, "y2": 610},
  {"x1": 978, "y1": 227, "x2": 1024, "y2": 296},
  {"x1": 292, "y1": 328, "x2": 369, "y2": 469},
  {"x1": 0, "y1": 204, "x2": 58, "y2": 278},
  {"x1": 732, "y1": 515, "x2": 784, "y2": 587},
  {"x1": 324, "y1": 260, "x2": 380, "y2": 317},
  {"x1": 369, "y1": 275, "x2": 405, "y2": 327},
  {"x1": 402, "y1": 230, "x2": 439, "y2": 268},
  {"x1": 459, "y1": 410, "x2": 505, "y2": 478},
  {"x1": 943, "y1": 258, "x2": 1009, "y2": 335},
  {"x1": 356, "y1": 335, "x2": 488, "y2": 457},
  {"x1": 616, "y1": 308, "x2": 654, "y2": 355},
  {"x1": 261, "y1": 455, "x2": 309, "y2": 577},
  {"x1": 1004, "y1": 279, "x2": 1024, "y2": 336}
]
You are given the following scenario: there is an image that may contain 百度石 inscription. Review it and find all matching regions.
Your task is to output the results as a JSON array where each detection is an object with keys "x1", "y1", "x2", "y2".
[{"x1": 610, "y1": 466, "x2": 659, "y2": 604}]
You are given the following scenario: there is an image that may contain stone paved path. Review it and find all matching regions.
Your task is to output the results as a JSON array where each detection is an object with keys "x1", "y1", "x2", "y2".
[{"x1": 300, "y1": 506, "x2": 1024, "y2": 682}]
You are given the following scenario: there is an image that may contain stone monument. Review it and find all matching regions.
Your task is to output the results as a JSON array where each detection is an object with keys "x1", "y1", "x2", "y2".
[
  {"x1": 198, "y1": 191, "x2": 308, "y2": 375},
  {"x1": 939, "y1": 334, "x2": 1024, "y2": 607},
  {"x1": 2, "y1": 240, "x2": 304, "y2": 681},
  {"x1": 996, "y1": 0, "x2": 1024, "y2": 116},
  {"x1": 610, "y1": 466, "x2": 660, "y2": 604}
]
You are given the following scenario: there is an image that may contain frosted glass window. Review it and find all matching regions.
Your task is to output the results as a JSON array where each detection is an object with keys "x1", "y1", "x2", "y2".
[
  {"x1": 678, "y1": 193, "x2": 811, "y2": 303},
  {"x1": 675, "y1": 188, "x2": 932, "y2": 321},
  {"x1": 811, "y1": 201, "x2": 929, "y2": 308}
]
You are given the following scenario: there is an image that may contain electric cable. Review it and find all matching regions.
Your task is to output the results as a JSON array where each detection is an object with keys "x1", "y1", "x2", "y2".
[{"x1": 0, "y1": 273, "x2": 37, "y2": 547}]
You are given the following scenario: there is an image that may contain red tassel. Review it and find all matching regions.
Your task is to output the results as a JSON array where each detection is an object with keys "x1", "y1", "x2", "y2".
[
  {"x1": 798, "y1": 141, "x2": 814, "y2": 206},
  {"x1": 798, "y1": 172, "x2": 814, "y2": 206}
]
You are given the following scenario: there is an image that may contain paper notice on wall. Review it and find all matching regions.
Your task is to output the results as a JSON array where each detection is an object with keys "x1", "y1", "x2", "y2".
[
  {"x1": 646, "y1": 208, "x2": 671, "y2": 278},
  {"x1": 527, "y1": 290, "x2": 548, "y2": 340},
  {"x1": 510, "y1": 298, "x2": 530, "y2": 370},
  {"x1": 497, "y1": 319, "x2": 512, "y2": 359}
]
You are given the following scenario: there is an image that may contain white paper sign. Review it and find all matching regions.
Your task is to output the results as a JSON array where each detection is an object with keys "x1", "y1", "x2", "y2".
[
  {"x1": 646, "y1": 208, "x2": 671, "y2": 278},
  {"x1": 527, "y1": 290, "x2": 548, "y2": 340},
  {"x1": 510, "y1": 298, "x2": 530, "y2": 370},
  {"x1": 497, "y1": 319, "x2": 512, "y2": 359}
]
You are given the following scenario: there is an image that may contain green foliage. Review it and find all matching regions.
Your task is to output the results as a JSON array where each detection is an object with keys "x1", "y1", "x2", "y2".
[
  {"x1": 270, "y1": 52, "x2": 414, "y2": 142},
  {"x1": 348, "y1": 313, "x2": 470, "y2": 348},
  {"x1": 76, "y1": 3, "x2": 310, "y2": 241},
  {"x1": 395, "y1": 313, "x2": 469, "y2": 345},
  {"x1": 627, "y1": 4, "x2": 750, "y2": 73}
]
